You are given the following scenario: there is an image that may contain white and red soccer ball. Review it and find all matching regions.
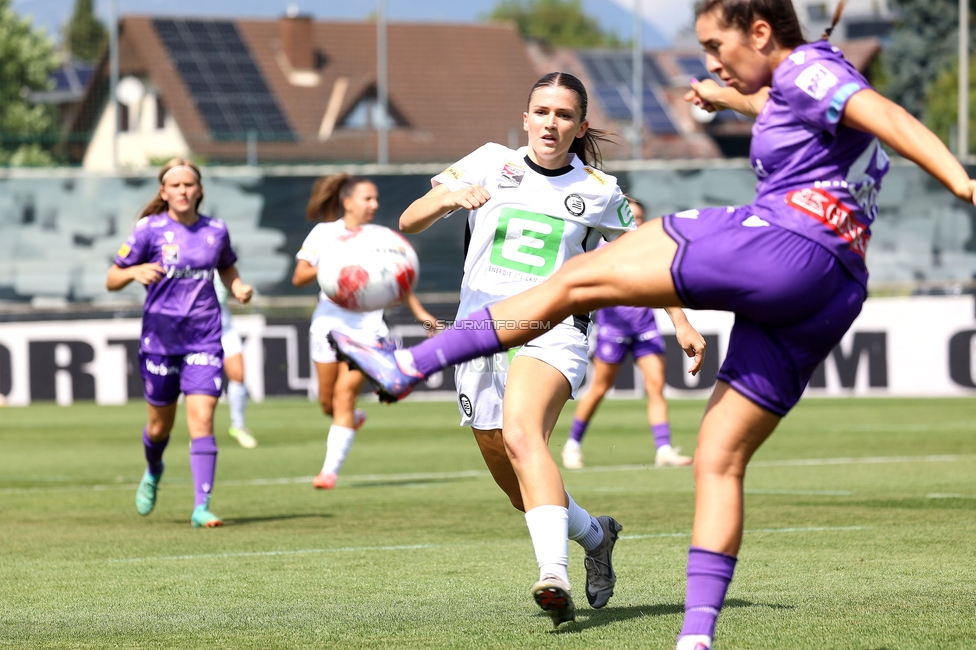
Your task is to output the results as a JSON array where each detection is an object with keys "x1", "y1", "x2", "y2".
[{"x1": 317, "y1": 224, "x2": 420, "y2": 312}]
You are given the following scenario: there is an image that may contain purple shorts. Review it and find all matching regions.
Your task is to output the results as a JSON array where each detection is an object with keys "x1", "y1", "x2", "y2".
[
  {"x1": 594, "y1": 325, "x2": 666, "y2": 364},
  {"x1": 139, "y1": 350, "x2": 224, "y2": 406},
  {"x1": 663, "y1": 206, "x2": 866, "y2": 416}
]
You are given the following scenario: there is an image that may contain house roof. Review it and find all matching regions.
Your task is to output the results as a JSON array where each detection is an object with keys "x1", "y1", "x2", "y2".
[{"x1": 71, "y1": 16, "x2": 541, "y2": 164}]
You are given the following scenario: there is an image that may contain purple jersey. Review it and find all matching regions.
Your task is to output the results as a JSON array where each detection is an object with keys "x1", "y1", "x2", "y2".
[
  {"x1": 115, "y1": 213, "x2": 237, "y2": 355},
  {"x1": 748, "y1": 40, "x2": 888, "y2": 287}
]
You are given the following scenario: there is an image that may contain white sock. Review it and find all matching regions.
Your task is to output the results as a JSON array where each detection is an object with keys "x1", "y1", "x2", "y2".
[
  {"x1": 228, "y1": 380, "x2": 247, "y2": 429},
  {"x1": 524, "y1": 505, "x2": 570, "y2": 584},
  {"x1": 564, "y1": 438, "x2": 581, "y2": 450},
  {"x1": 658, "y1": 443, "x2": 673, "y2": 453},
  {"x1": 322, "y1": 425, "x2": 356, "y2": 475},
  {"x1": 566, "y1": 493, "x2": 605, "y2": 551}
]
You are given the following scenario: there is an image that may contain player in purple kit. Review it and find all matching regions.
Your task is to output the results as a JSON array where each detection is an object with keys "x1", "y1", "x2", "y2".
[
  {"x1": 107, "y1": 158, "x2": 253, "y2": 528},
  {"x1": 562, "y1": 198, "x2": 691, "y2": 470},
  {"x1": 332, "y1": 0, "x2": 976, "y2": 646}
]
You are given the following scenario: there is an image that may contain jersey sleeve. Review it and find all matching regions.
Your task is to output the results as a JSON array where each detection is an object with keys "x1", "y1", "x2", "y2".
[
  {"x1": 594, "y1": 186, "x2": 637, "y2": 242},
  {"x1": 113, "y1": 220, "x2": 151, "y2": 268},
  {"x1": 781, "y1": 54, "x2": 869, "y2": 137},
  {"x1": 430, "y1": 143, "x2": 500, "y2": 192},
  {"x1": 295, "y1": 224, "x2": 323, "y2": 266},
  {"x1": 216, "y1": 226, "x2": 238, "y2": 270}
]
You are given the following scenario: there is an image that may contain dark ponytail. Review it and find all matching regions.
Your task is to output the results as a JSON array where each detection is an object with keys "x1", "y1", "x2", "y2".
[
  {"x1": 821, "y1": 0, "x2": 847, "y2": 40},
  {"x1": 527, "y1": 72, "x2": 613, "y2": 170},
  {"x1": 306, "y1": 173, "x2": 370, "y2": 222},
  {"x1": 695, "y1": 0, "x2": 806, "y2": 49}
]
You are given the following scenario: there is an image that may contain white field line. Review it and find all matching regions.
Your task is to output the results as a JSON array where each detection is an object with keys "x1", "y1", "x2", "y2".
[
  {"x1": 621, "y1": 525, "x2": 869, "y2": 541},
  {"x1": 109, "y1": 526, "x2": 870, "y2": 563},
  {"x1": 108, "y1": 544, "x2": 438, "y2": 564},
  {"x1": 3, "y1": 454, "x2": 974, "y2": 495}
]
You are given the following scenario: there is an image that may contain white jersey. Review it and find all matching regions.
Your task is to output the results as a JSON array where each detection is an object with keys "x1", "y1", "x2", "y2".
[
  {"x1": 296, "y1": 219, "x2": 388, "y2": 337},
  {"x1": 432, "y1": 143, "x2": 634, "y2": 320}
]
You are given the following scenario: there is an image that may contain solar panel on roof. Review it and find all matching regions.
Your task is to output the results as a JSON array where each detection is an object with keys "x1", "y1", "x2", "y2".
[
  {"x1": 579, "y1": 50, "x2": 679, "y2": 134},
  {"x1": 153, "y1": 18, "x2": 294, "y2": 141}
]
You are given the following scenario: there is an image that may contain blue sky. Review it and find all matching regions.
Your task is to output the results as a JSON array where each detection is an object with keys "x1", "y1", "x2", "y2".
[{"x1": 12, "y1": 0, "x2": 696, "y2": 49}]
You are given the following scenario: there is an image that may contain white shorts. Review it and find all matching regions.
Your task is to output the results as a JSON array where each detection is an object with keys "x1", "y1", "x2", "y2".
[
  {"x1": 454, "y1": 320, "x2": 589, "y2": 430},
  {"x1": 309, "y1": 306, "x2": 390, "y2": 364},
  {"x1": 220, "y1": 329, "x2": 243, "y2": 357}
]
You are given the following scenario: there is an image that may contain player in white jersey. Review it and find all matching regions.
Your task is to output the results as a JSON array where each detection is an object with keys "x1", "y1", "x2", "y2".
[
  {"x1": 398, "y1": 72, "x2": 703, "y2": 626},
  {"x1": 293, "y1": 174, "x2": 438, "y2": 489},
  {"x1": 215, "y1": 276, "x2": 257, "y2": 448}
]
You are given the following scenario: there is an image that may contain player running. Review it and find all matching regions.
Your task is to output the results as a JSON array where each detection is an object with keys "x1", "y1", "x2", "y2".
[
  {"x1": 293, "y1": 174, "x2": 438, "y2": 490},
  {"x1": 562, "y1": 198, "x2": 691, "y2": 470},
  {"x1": 388, "y1": 72, "x2": 703, "y2": 627},
  {"x1": 215, "y1": 276, "x2": 257, "y2": 449},
  {"x1": 107, "y1": 158, "x2": 252, "y2": 528},
  {"x1": 331, "y1": 1, "x2": 976, "y2": 646}
]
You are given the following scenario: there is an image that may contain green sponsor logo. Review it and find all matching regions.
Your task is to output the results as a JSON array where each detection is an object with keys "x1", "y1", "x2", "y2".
[
  {"x1": 490, "y1": 208, "x2": 564, "y2": 277},
  {"x1": 617, "y1": 200, "x2": 634, "y2": 227}
]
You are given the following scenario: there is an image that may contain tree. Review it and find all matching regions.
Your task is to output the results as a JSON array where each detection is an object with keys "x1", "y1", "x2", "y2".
[
  {"x1": 483, "y1": 0, "x2": 622, "y2": 48},
  {"x1": 66, "y1": 0, "x2": 107, "y2": 63},
  {"x1": 924, "y1": 56, "x2": 976, "y2": 152},
  {"x1": 882, "y1": 0, "x2": 967, "y2": 118},
  {"x1": 0, "y1": 0, "x2": 58, "y2": 165}
]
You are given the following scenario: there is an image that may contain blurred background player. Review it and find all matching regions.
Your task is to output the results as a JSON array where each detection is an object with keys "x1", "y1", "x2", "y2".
[
  {"x1": 562, "y1": 197, "x2": 691, "y2": 470},
  {"x1": 106, "y1": 158, "x2": 253, "y2": 528},
  {"x1": 292, "y1": 174, "x2": 438, "y2": 489},
  {"x1": 393, "y1": 72, "x2": 702, "y2": 626},
  {"x1": 215, "y1": 276, "x2": 257, "y2": 449}
]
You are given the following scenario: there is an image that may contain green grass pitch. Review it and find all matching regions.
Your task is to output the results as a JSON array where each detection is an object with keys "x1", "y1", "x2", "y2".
[{"x1": 2, "y1": 397, "x2": 975, "y2": 649}]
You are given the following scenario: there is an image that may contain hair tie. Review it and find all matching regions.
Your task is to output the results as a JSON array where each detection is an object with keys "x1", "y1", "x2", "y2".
[{"x1": 161, "y1": 165, "x2": 200, "y2": 183}]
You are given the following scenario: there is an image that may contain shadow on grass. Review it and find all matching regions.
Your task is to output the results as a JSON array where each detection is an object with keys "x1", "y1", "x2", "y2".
[
  {"x1": 546, "y1": 599, "x2": 794, "y2": 634},
  {"x1": 225, "y1": 513, "x2": 335, "y2": 525}
]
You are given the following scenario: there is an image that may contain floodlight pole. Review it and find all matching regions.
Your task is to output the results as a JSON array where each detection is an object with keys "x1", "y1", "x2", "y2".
[
  {"x1": 960, "y1": 0, "x2": 969, "y2": 160},
  {"x1": 631, "y1": 0, "x2": 643, "y2": 160},
  {"x1": 109, "y1": 0, "x2": 119, "y2": 171},
  {"x1": 377, "y1": 0, "x2": 389, "y2": 165}
]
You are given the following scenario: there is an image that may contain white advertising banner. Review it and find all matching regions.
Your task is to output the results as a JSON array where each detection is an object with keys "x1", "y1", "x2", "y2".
[{"x1": 1, "y1": 296, "x2": 975, "y2": 406}]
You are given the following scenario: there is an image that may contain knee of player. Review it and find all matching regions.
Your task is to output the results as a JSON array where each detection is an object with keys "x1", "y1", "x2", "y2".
[{"x1": 693, "y1": 447, "x2": 747, "y2": 480}]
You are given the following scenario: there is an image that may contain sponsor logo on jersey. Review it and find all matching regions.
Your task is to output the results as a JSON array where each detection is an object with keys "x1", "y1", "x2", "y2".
[
  {"x1": 117, "y1": 244, "x2": 131, "y2": 258},
  {"x1": 490, "y1": 208, "x2": 565, "y2": 277},
  {"x1": 741, "y1": 215, "x2": 770, "y2": 227},
  {"x1": 788, "y1": 51, "x2": 806, "y2": 65},
  {"x1": 786, "y1": 187, "x2": 870, "y2": 257},
  {"x1": 162, "y1": 244, "x2": 180, "y2": 264},
  {"x1": 616, "y1": 200, "x2": 634, "y2": 227},
  {"x1": 206, "y1": 234, "x2": 217, "y2": 247},
  {"x1": 442, "y1": 166, "x2": 463, "y2": 181},
  {"x1": 166, "y1": 267, "x2": 214, "y2": 280},
  {"x1": 564, "y1": 194, "x2": 585, "y2": 217},
  {"x1": 164, "y1": 231, "x2": 175, "y2": 243},
  {"x1": 583, "y1": 167, "x2": 608, "y2": 185},
  {"x1": 498, "y1": 162, "x2": 526, "y2": 188},
  {"x1": 459, "y1": 393, "x2": 473, "y2": 417},
  {"x1": 795, "y1": 63, "x2": 839, "y2": 101}
]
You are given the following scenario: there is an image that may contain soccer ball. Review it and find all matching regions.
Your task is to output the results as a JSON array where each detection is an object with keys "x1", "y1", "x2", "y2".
[{"x1": 317, "y1": 224, "x2": 420, "y2": 312}]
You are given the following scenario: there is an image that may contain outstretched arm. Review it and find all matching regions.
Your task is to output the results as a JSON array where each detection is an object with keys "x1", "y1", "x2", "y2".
[
  {"x1": 402, "y1": 290, "x2": 442, "y2": 336},
  {"x1": 664, "y1": 307, "x2": 706, "y2": 376},
  {"x1": 842, "y1": 89, "x2": 976, "y2": 205},
  {"x1": 400, "y1": 184, "x2": 491, "y2": 234},
  {"x1": 684, "y1": 78, "x2": 770, "y2": 119}
]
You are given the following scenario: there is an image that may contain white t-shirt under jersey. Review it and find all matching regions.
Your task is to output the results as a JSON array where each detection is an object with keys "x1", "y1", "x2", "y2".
[
  {"x1": 432, "y1": 143, "x2": 635, "y2": 320},
  {"x1": 296, "y1": 219, "x2": 388, "y2": 337}
]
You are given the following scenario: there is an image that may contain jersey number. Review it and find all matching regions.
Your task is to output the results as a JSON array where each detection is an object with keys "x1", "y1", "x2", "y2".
[{"x1": 490, "y1": 209, "x2": 564, "y2": 277}]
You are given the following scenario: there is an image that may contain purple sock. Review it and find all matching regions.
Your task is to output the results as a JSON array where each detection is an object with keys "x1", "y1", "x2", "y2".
[
  {"x1": 408, "y1": 307, "x2": 504, "y2": 377},
  {"x1": 142, "y1": 427, "x2": 168, "y2": 477},
  {"x1": 679, "y1": 546, "x2": 737, "y2": 640},
  {"x1": 189, "y1": 436, "x2": 218, "y2": 508},
  {"x1": 569, "y1": 418, "x2": 588, "y2": 443},
  {"x1": 652, "y1": 423, "x2": 672, "y2": 448}
]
